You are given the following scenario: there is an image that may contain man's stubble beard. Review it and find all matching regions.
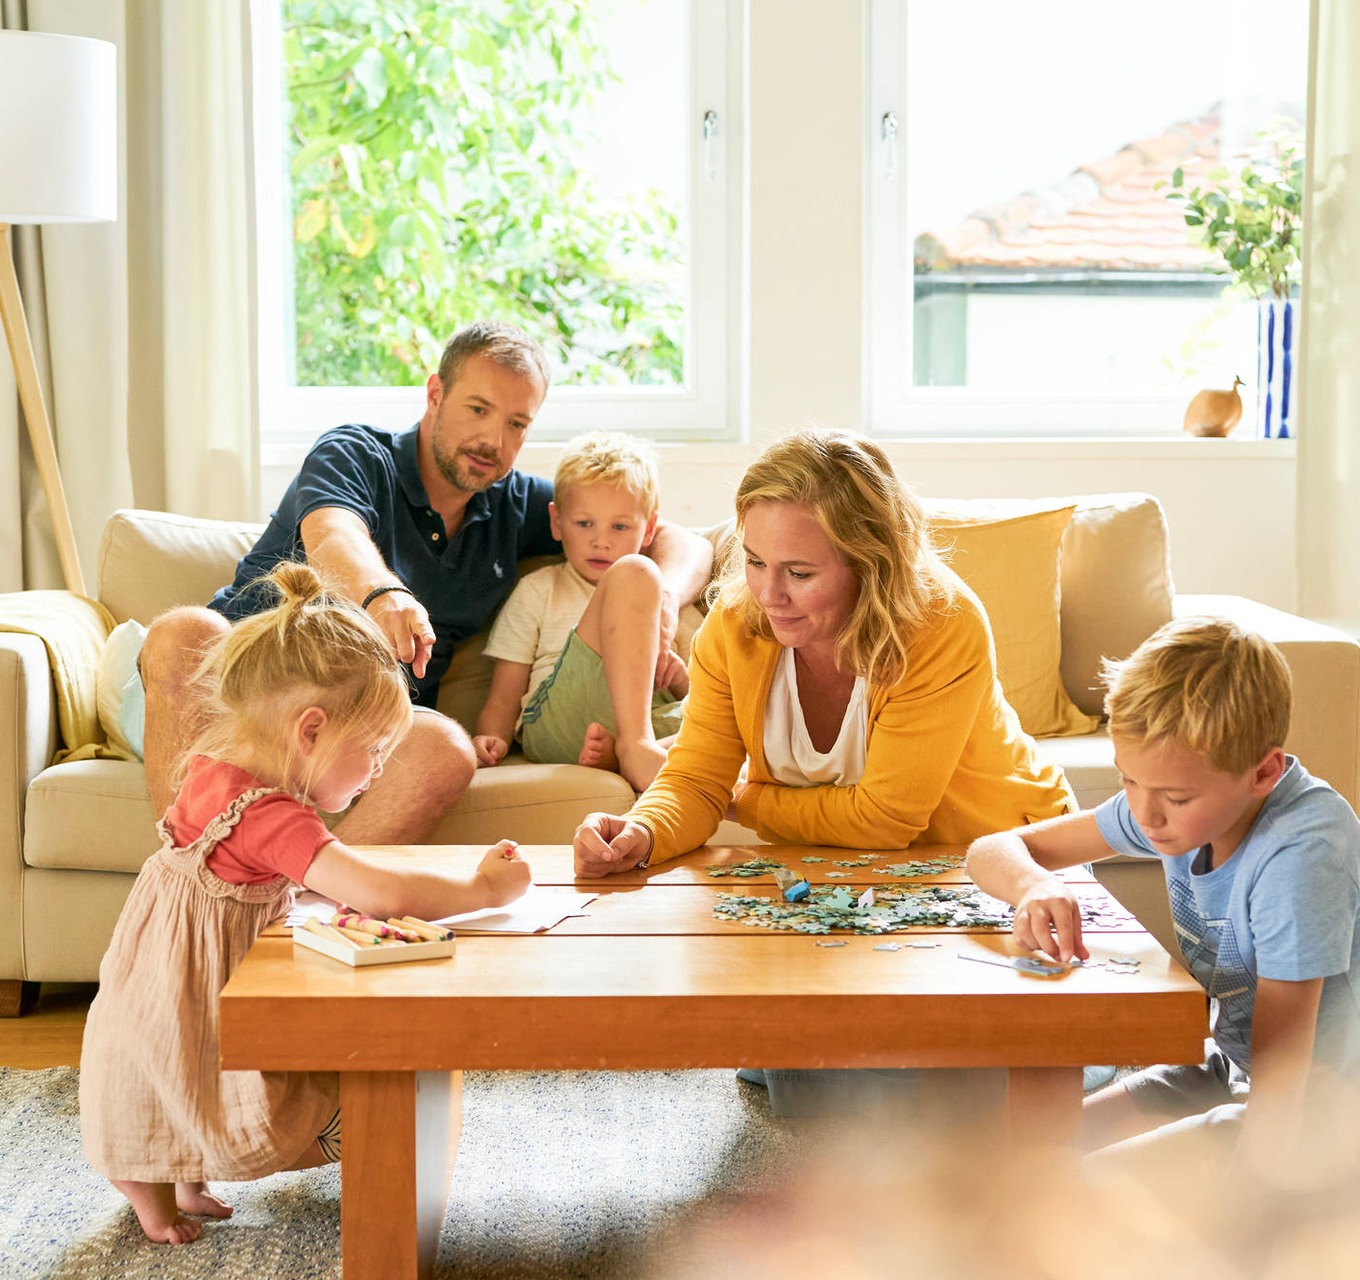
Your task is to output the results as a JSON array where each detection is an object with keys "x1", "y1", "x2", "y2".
[{"x1": 432, "y1": 431, "x2": 501, "y2": 494}]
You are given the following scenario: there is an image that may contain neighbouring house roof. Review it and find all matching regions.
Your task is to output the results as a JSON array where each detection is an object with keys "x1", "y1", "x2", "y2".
[{"x1": 915, "y1": 112, "x2": 1221, "y2": 275}]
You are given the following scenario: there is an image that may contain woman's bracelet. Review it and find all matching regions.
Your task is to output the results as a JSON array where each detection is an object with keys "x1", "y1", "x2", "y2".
[{"x1": 360, "y1": 583, "x2": 414, "y2": 611}]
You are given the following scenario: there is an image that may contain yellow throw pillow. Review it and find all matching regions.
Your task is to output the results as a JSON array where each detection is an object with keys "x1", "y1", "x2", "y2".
[{"x1": 928, "y1": 505, "x2": 1099, "y2": 739}]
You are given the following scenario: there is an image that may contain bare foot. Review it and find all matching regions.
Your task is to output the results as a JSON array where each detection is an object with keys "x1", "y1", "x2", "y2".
[
  {"x1": 111, "y1": 1179, "x2": 203, "y2": 1244},
  {"x1": 176, "y1": 1181, "x2": 233, "y2": 1218},
  {"x1": 617, "y1": 738, "x2": 668, "y2": 792},
  {"x1": 578, "y1": 722, "x2": 620, "y2": 772}
]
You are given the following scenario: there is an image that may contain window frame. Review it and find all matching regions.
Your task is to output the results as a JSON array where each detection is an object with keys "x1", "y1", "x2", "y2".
[
  {"x1": 863, "y1": 0, "x2": 1293, "y2": 439},
  {"x1": 251, "y1": 0, "x2": 742, "y2": 469}
]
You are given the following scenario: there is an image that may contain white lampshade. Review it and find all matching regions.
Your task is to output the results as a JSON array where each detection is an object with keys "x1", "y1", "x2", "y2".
[{"x1": 0, "y1": 30, "x2": 116, "y2": 224}]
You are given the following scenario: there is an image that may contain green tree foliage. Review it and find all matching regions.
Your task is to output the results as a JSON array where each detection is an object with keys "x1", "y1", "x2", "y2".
[{"x1": 284, "y1": 0, "x2": 684, "y2": 387}]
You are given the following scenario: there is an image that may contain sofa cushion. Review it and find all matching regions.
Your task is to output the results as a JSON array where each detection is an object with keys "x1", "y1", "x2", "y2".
[
  {"x1": 98, "y1": 509, "x2": 265, "y2": 625},
  {"x1": 25, "y1": 754, "x2": 644, "y2": 873},
  {"x1": 928, "y1": 503, "x2": 1099, "y2": 738},
  {"x1": 1059, "y1": 494, "x2": 1174, "y2": 716},
  {"x1": 1032, "y1": 731, "x2": 1121, "y2": 812}
]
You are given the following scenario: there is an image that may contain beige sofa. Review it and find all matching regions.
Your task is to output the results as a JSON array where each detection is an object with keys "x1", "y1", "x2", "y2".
[{"x1": 4, "y1": 496, "x2": 1359, "y2": 999}]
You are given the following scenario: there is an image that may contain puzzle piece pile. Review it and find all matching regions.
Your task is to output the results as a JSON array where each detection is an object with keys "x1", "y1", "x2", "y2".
[{"x1": 713, "y1": 883, "x2": 1015, "y2": 934}]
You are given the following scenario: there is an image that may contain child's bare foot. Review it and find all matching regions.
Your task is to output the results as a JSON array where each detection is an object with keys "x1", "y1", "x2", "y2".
[
  {"x1": 176, "y1": 1181, "x2": 233, "y2": 1218},
  {"x1": 578, "y1": 723, "x2": 620, "y2": 772},
  {"x1": 111, "y1": 1179, "x2": 203, "y2": 1244},
  {"x1": 618, "y1": 738, "x2": 668, "y2": 792}
]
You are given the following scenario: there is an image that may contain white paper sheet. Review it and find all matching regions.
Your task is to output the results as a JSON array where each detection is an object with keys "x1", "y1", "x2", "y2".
[{"x1": 285, "y1": 885, "x2": 597, "y2": 934}]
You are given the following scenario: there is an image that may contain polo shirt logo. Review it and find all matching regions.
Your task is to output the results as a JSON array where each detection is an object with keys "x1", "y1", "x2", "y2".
[{"x1": 494, "y1": 561, "x2": 504, "y2": 578}]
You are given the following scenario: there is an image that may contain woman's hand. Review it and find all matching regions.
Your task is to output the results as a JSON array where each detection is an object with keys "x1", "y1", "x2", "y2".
[
  {"x1": 473, "y1": 840, "x2": 532, "y2": 907},
  {"x1": 724, "y1": 778, "x2": 750, "y2": 823},
  {"x1": 574, "y1": 813, "x2": 653, "y2": 877},
  {"x1": 1011, "y1": 878, "x2": 1089, "y2": 962}
]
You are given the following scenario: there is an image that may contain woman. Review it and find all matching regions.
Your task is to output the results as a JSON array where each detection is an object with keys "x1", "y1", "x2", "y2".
[{"x1": 574, "y1": 428, "x2": 1073, "y2": 878}]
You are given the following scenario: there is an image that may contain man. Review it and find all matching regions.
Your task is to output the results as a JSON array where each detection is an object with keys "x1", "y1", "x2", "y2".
[{"x1": 139, "y1": 321, "x2": 712, "y2": 843}]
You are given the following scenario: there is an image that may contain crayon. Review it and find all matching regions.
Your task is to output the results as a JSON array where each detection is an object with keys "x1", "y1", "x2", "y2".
[
  {"x1": 302, "y1": 918, "x2": 363, "y2": 949},
  {"x1": 333, "y1": 924, "x2": 384, "y2": 946},
  {"x1": 400, "y1": 916, "x2": 455, "y2": 941},
  {"x1": 331, "y1": 912, "x2": 392, "y2": 938},
  {"x1": 383, "y1": 919, "x2": 429, "y2": 943}
]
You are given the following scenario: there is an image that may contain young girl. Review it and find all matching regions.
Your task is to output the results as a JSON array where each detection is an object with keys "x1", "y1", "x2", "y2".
[{"x1": 79, "y1": 562, "x2": 531, "y2": 1245}]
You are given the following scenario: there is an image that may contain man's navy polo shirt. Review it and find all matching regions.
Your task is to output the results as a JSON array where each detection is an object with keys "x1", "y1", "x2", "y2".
[{"x1": 209, "y1": 423, "x2": 559, "y2": 707}]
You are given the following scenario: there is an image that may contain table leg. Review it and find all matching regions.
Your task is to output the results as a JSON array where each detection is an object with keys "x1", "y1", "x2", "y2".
[
  {"x1": 1006, "y1": 1066, "x2": 1083, "y2": 1147},
  {"x1": 340, "y1": 1070, "x2": 463, "y2": 1280}
]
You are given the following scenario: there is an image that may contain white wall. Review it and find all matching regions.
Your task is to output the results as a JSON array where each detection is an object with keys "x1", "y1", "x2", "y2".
[{"x1": 262, "y1": 0, "x2": 1302, "y2": 613}]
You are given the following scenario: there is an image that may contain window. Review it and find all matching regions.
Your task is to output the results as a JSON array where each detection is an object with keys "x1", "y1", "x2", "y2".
[
  {"x1": 253, "y1": 0, "x2": 739, "y2": 461},
  {"x1": 866, "y1": 0, "x2": 1310, "y2": 435}
]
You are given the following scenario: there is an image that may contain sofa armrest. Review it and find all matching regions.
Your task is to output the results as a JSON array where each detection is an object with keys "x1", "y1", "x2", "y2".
[
  {"x1": 0, "y1": 634, "x2": 60, "y2": 981},
  {"x1": 1175, "y1": 595, "x2": 1360, "y2": 808}
]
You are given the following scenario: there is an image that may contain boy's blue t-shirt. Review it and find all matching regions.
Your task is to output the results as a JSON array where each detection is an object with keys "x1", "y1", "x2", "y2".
[
  {"x1": 208, "y1": 423, "x2": 558, "y2": 707},
  {"x1": 1095, "y1": 757, "x2": 1360, "y2": 1076}
]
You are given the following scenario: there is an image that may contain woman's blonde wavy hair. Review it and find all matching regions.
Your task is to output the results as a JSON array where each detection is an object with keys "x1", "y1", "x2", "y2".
[
  {"x1": 712, "y1": 429, "x2": 949, "y2": 688},
  {"x1": 183, "y1": 562, "x2": 414, "y2": 802}
]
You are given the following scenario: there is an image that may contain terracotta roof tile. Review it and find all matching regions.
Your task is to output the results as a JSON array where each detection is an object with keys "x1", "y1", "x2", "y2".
[{"x1": 916, "y1": 112, "x2": 1224, "y2": 274}]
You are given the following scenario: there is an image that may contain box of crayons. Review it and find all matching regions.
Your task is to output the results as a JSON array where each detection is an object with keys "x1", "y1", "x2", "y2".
[{"x1": 292, "y1": 911, "x2": 456, "y2": 966}]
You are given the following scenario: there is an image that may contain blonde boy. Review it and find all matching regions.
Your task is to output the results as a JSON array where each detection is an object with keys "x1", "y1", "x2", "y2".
[
  {"x1": 967, "y1": 617, "x2": 1360, "y2": 1165},
  {"x1": 473, "y1": 432, "x2": 693, "y2": 791}
]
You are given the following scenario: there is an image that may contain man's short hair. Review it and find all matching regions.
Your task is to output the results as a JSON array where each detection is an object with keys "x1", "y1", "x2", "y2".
[
  {"x1": 438, "y1": 321, "x2": 550, "y2": 393},
  {"x1": 553, "y1": 431, "x2": 660, "y2": 518},
  {"x1": 1101, "y1": 616, "x2": 1292, "y2": 774}
]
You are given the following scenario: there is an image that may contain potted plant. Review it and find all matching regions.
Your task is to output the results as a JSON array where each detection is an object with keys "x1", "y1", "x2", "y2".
[{"x1": 1160, "y1": 132, "x2": 1304, "y2": 436}]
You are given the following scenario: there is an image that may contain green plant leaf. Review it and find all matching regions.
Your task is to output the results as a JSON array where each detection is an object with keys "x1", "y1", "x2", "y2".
[{"x1": 353, "y1": 46, "x2": 387, "y2": 108}]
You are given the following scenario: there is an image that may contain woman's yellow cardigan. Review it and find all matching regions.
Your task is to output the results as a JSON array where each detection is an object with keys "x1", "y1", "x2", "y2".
[{"x1": 628, "y1": 571, "x2": 1074, "y2": 863}]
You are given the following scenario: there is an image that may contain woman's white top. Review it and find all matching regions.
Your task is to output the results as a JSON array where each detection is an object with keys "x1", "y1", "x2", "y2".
[{"x1": 761, "y1": 646, "x2": 869, "y2": 786}]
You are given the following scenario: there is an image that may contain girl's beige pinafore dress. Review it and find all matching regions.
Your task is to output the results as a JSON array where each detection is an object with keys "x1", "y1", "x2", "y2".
[{"x1": 79, "y1": 786, "x2": 339, "y2": 1181}]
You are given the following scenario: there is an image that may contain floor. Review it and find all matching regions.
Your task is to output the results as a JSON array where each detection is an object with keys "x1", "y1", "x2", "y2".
[{"x1": 0, "y1": 983, "x2": 92, "y2": 1069}]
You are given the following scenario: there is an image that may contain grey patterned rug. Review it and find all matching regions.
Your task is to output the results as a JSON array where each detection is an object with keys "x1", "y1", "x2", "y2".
[{"x1": 0, "y1": 1066, "x2": 810, "y2": 1280}]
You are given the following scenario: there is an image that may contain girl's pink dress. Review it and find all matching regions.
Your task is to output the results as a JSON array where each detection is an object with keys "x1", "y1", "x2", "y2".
[{"x1": 79, "y1": 757, "x2": 340, "y2": 1181}]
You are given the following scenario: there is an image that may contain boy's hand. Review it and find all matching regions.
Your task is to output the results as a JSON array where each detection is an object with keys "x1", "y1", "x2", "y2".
[
  {"x1": 472, "y1": 734, "x2": 509, "y2": 767},
  {"x1": 655, "y1": 649, "x2": 688, "y2": 696},
  {"x1": 574, "y1": 813, "x2": 653, "y2": 877},
  {"x1": 474, "y1": 840, "x2": 532, "y2": 907},
  {"x1": 1012, "y1": 878, "x2": 1089, "y2": 962}
]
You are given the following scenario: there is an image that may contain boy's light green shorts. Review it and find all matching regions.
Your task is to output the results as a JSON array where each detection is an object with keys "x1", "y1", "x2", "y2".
[{"x1": 519, "y1": 629, "x2": 685, "y2": 764}]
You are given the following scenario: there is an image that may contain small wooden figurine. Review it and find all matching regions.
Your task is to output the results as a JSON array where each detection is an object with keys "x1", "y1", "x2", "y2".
[{"x1": 1183, "y1": 376, "x2": 1244, "y2": 437}]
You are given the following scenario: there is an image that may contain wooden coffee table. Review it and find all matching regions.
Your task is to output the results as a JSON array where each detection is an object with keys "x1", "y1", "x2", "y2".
[{"x1": 219, "y1": 844, "x2": 1206, "y2": 1280}]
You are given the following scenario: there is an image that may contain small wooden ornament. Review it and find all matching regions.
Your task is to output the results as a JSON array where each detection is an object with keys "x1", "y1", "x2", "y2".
[{"x1": 1183, "y1": 376, "x2": 1244, "y2": 437}]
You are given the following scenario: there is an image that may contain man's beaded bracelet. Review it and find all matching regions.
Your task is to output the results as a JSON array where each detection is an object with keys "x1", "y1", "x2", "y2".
[{"x1": 360, "y1": 583, "x2": 414, "y2": 611}]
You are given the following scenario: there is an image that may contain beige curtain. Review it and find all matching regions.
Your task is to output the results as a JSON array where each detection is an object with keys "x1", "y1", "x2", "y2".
[
  {"x1": 0, "y1": 0, "x2": 257, "y2": 595},
  {"x1": 1296, "y1": 0, "x2": 1360, "y2": 620}
]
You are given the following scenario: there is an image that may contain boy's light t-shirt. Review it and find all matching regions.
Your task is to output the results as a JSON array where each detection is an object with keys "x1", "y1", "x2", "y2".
[
  {"x1": 1095, "y1": 756, "x2": 1360, "y2": 1076},
  {"x1": 483, "y1": 562, "x2": 597, "y2": 719}
]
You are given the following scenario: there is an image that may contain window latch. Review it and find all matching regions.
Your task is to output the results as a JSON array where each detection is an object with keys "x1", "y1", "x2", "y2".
[
  {"x1": 881, "y1": 110, "x2": 898, "y2": 182},
  {"x1": 703, "y1": 109, "x2": 719, "y2": 180}
]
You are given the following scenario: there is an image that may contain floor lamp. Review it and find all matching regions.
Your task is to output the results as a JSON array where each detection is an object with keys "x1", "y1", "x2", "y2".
[{"x1": 0, "y1": 30, "x2": 117, "y2": 597}]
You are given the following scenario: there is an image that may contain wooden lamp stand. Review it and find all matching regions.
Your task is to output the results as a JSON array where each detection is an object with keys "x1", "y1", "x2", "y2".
[{"x1": 0, "y1": 222, "x2": 86, "y2": 596}]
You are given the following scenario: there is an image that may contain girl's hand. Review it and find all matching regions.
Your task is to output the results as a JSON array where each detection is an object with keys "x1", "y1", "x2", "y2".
[
  {"x1": 1012, "y1": 878, "x2": 1089, "y2": 962},
  {"x1": 474, "y1": 840, "x2": 532, "y2": 907},
  {"x1": 472, "y1": 734, "x2": 509, "y2": 767}
]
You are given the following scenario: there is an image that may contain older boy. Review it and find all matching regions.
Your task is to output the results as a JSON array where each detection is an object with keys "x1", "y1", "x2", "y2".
[
  {"x1": 472, "y1": 431, "x2": 698, "y2": 792},
  {"x1": 967, "y1": 617, "x2": 1360, "y2": 1166}
]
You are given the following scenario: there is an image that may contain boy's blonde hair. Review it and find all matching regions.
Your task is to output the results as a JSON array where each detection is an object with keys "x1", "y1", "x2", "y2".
[
  {"x1": 713, "y1": 428, "x2": 949, "y2": 688},
  {"x1": 1101, "y1": 616, "x2": 1292, "y2": 774},
  {"x1": 553, "y1": 430, "x2": 660, "y2": 516},
  {"x1": 185, "y1": 562, "x2": 415, "y2": 801}
]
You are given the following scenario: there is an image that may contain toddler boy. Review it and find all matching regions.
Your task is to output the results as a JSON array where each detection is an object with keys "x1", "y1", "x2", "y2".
[
  {"x1": 966, "y1": 617, "x2": 1360, "y2": 1167},
  {"x1": 472, "y1": 431, "x2": 694, "y2": 791}
]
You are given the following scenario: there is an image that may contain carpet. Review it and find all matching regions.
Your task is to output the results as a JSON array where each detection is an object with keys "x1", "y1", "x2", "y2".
[{"x1": 0, "y1": 1066, "x2": 811, "y2": 1280}]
